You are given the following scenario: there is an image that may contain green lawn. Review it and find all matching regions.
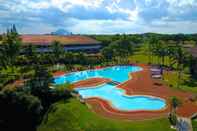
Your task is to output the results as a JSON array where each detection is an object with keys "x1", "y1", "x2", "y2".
[
  {"x1": 163, "y1": 71, "x2": 197, "y2": 93},
  {"x1": 129, "y1": 44, "x2": 172, "y2": 66},
  {"x1": 134, "y1": 53, "x2": 197, "y2": 93},
  {"x1": 130, "y1": 44, "x2": 197, "y2": 94},
  {"x1": 192, "y1": 119, "x2": 197, "y2": 131},
  {"x1": 38, "y1": 44, "x2": 197, "y2": 131},
  {"x1": 38, "y1": 98, "x2": 173, "y2": 131}
]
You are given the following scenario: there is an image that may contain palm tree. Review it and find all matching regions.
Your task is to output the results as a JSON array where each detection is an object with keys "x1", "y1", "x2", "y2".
[
  {"x1": 74, "y1": 52, "x2": 87, "y2": 65},
  {"x1": 173, "y1": 45, "x2": 188, "y2": 88},
  {"x1": 120, "y1": 36, "x2": 133, "y2": 63},
  {"x1": 24, "y1": 44, "x2": 37, "y2": 64},
  {"x1": 168, "y1": 45, "x2": 177, "y2": 70},
  {"x1": 144, "y1": 38, "x2": 151, "y2": 64},
  {"x1": 64, "y1": 52, "x2": 74, "y2": 65},
  {"x1": 101, "y1": 35, "x2": 133, "y2": 65},
  {"x1": 101, "y1": 46, "x2": 114, "y2": 63},
  {"x1": 51, "y1": 41, "x2": 64, "y2": 64},
  {"x1": 157, "y1": 41, "x2": 168, "y2": 66},
  {"x1": 147, "y1": 36, "x2": 159, "y2": 64},
  {"x1": 171, "y1": 96, "x2": 182, "y2": 112},
  {"x1": 168, "y1": 112, "x2": 178, "y2": 127}
]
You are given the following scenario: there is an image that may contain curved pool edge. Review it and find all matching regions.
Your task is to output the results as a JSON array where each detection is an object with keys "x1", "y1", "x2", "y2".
[
  {"x1": 84, "y1": 97, "x2": 170, "y2": 121},
  {"x1": 71, "y1": 65, "x2": 144, "y2": 90},
  {"x1": 75, "y1": 83, "x2": 167, "y2": 112},
  {"x1": 85, "y1": 96, "x2": 168, "y2": 113},
  {"x1": 70, "y1": 65, "x2": 175, "y2": 120},
  {"x1": 68, "y1": 64, "x2": 197, "y2": 120},
  {"x1": 53, "y1": 65, "x2": 143, "y2": 85}
]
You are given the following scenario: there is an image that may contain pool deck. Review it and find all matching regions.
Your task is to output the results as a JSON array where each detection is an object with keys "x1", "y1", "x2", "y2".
[
  {"x1": 55, "y1": 64, "x2": 197, "y2": 120},
  {"x1": 73, "y1": 78, "x2": 111, "y2": 88}
]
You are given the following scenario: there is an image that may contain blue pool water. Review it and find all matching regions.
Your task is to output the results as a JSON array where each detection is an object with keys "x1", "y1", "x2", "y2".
[
  {"x1": 54, "y1": 66, "x2": 142, "y2": 85},
  {"x1": 54, "y1": 65, "x2": 166, "y2": 111},
  {"x1": 76, "y1": 83, "x2": 166, "y2": 111}
]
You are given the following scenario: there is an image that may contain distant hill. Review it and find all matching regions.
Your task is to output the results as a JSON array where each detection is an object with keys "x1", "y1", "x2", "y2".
[{"x1": 51, "y1": 29, "x2": 72, "y2": 36}]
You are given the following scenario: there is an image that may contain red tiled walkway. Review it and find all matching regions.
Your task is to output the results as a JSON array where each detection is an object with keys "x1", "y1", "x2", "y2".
[
  {"x1": 73, "y1": 64, "x2": 197, "y2": 120},
  {"x1": 73, "y1": 78, "x2": 111, "y2": 88},
  {"x1": 53, "y1": 71, "x2": 65, "y2": 77}
]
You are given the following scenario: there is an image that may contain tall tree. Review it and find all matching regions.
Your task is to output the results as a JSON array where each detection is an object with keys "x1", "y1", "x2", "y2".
[
  {"x1": 101, "y1": 36, "x2": 133, "y2": 64},
  {"x1": 26, "y1": 65, "x2": 53, "y2": 108},
  {"x1": 189, "y1": 56, "x2": 197, "y2": 79},
  {"x1": 157, "y1": 41, "x2": 168, "y2": 66},
  {"x1": 173, "y1": 45, "x2": 188, "y2": 88},
  {"x1": 144, "y1": 37, "x2": 151, "y2": 64},
  {"x1": 171, "y1": 96, "x2": 182, "y2": 112},
  {"x1": 0, "y1": 89, "x2": 42, "y2": 131},
  {"x1": 168, "y1": 45, "x2": 177, "y2": 69},
  {"x1": 146, "y1": 36, "x2": 159, "y2": 64},
  {"x1": 51, "y1": 41, "x2": 64, "y2": 63},
  {"x1": 0, "y1": 25, "x2": 21, "y2": 69},
  {"x1": 25, "y1": 44, "x2": 37, "y2": 64},
  {"x1": 101, "y1": 46, "x2": 114, "y2": 62}
]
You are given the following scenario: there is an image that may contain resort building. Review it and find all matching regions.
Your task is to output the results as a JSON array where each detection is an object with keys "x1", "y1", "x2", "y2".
[{"x1": 20, "y1": 35, "x2": 102, "y2": 53}]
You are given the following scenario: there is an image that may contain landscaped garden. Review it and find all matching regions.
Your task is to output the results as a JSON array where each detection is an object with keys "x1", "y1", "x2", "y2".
[
  {"x1": 193, "y1": 119, "x2": 197, "y2": 131},
  {"x1": 0, "y1": 26, "x2": 197, "y2": 131},
  {"x1": 38, "y1": 99, "x2": 173, "y2": 131}
]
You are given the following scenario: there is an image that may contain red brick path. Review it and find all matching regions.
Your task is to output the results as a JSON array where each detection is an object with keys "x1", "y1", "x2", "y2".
[{"x1": 68, "y1": 65, "x2": 197, "y2": 120}]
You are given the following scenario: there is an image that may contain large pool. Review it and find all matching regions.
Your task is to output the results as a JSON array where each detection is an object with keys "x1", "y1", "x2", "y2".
[
  {"x1": 54, "y1": 65, "x2": 166, "y2": 111},
  {"x1": 54, "y1": 66, "x2": 142, "y2": 85},
  {"x1": 76, "y1": 83, "x2": 166, "y2": 111}
]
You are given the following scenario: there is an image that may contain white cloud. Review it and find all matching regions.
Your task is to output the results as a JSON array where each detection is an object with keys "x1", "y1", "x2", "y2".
[
  {"x1": 106, "y1": 1, "x2": 139, "y2": 21},
  {"x1": 4, "y1": 0, "x2": 105, "y2": 13},
  {"x1": 68, "y1": 0, "x2": 104, "y2": 8},
  {"x1": 19, "y1": 22, "x2": 56, "y2": 34},
  {"x1": 145, "y1": 19, "x2": 197, "y2": 34},
  {"x1": 167, "y1": 0, "x2": 197, "y2": 7},
  {"x1": 69, "y1": 18, "x2": 141, "y2": 34},
  {"x1": 25, "y1": 1, "x2": 50, "y2": 9},
  {"x1": 49, "y1": 0, "x2": 105, "y2": 13},
  {"x1": 1, "y1": 0, "x2": 197, "y2": 34},
  {"x1": 166, "y1": 0, "x2": 197, "y2": 15}
]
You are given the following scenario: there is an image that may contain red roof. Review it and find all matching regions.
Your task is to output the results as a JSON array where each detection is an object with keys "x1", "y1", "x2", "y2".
[
  {"x1": 20, "y1": 35, "x2": 101, "y2": 46},
  {"x1": 53, "y1": 71, "x2": 66, "y2": 77}
]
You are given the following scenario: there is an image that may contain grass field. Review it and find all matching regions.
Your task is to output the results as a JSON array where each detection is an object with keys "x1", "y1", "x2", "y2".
[
  {"x1": 163, "y1": 71, "x2": 197, "y2": 93},
  {"x1": 192, "y1": 120, "x2": 197, "y2": 131},
  {"x1": 130, "y1": 44, "x2": 197, "y2": 93},
  {"x1": 38, "y1": 44, "x2": 197, "y2": 131},
  {"x1": 38, "y1": 99, "x2": 173, "y2": 131}
]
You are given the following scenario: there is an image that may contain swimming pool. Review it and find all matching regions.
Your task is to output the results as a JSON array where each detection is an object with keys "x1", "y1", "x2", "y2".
[
  {"x1": 76, "y1": 83, "x2": 166, "y2": 111},
  {"x1": 54, "y1": 65, "x2": 142, "y2": 85},
  {"x1": 54, "y1": 65, "x2": 166, "y2": 111}
]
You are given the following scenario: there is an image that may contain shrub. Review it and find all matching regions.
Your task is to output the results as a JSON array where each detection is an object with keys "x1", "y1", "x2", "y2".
[
  {"x1": 171, "y1": 96, "x2": 182, "y2": 110},
  {"x1": 0, "y1": 88, "x2": 43, "y2": 131},
  {"x1": 168, "y1": 112, "x2": 178, "y2": 126}
]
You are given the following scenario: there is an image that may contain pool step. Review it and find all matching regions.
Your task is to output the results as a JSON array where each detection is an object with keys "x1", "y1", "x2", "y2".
[{"x1": 108, "y1": 81, "x2": 121, "y2": 85}]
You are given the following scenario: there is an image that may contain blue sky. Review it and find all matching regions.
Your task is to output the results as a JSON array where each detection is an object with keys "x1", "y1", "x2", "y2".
[{"x1": 0, "y1": 0, "x2": 197, "y2": 34}]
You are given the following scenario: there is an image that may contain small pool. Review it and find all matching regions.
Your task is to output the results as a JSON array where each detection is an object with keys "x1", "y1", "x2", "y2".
[
  {"x1": 54, "y1": 66, "x2": 142, "y2": 85},
  {"x1": 76, "y1": 83, "x2": 166, "y2": 111}
]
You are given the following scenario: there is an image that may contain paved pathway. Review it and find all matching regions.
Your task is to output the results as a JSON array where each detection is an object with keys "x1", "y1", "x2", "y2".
[
  {"x1": 177, "y1": 117, "x2": 193, "y2": 131},
  {"x1": 64, "y1": 64, "x2": 197, "y2": 120}
]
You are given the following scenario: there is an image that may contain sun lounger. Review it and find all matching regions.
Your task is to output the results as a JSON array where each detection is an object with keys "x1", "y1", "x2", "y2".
[{"x1": 152, "y1": 75, "x2": 162, "y2": 79}]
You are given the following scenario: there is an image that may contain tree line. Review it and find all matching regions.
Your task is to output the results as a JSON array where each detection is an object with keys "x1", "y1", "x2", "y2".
[
  {"x1": 0, "y1": 25, "x2": 196, "y2": 130},
  {"x1": 0, "y1": 25, "x2": 72, "y2": 131}
]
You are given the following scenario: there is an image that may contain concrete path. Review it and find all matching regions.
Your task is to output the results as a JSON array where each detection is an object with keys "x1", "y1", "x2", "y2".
[{"x1": 177, "y1": 117, "x2": 193, "y2": 131}]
